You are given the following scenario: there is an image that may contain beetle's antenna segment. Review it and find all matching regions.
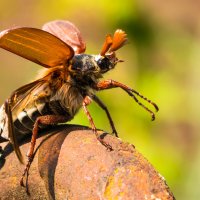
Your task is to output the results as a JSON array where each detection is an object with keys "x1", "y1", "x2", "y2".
[
  {"x1": 100, "y1": 29, "x2": 128, "y2": 56},
  {"x1": 100, "y1": 35, "x2": 113, "y2": 56},
  {"x1": 109, "y1": 29, "x2": 128, "y2": 52}
]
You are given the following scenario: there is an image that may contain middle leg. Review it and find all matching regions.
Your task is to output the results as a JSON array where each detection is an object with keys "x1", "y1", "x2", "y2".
[
  {"x1": 82, "y1": 96, "x2": 112, "y2": 150},
  {"x1": 20, "y1": 115, "x2": 69, "y2": 192}
]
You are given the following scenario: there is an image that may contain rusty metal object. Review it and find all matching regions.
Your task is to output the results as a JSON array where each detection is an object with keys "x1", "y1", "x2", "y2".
[{"x1": 0, "y1": 125, "x2": 175, "y2": 199}]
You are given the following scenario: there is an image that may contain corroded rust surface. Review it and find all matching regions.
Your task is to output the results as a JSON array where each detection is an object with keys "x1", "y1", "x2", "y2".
[{"x1": 0, "y1": 125, "x2": 175, "y2": 199}]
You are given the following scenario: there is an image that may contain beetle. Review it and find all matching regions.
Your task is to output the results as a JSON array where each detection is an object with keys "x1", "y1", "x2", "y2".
[{"x1": 0, "y1": 20, "x2": 158, "y2": 189}]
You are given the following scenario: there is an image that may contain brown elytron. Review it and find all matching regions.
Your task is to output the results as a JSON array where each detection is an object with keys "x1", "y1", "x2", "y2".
[{"x1": 0, "y1": 20, "x2": 159, "y2": 191}]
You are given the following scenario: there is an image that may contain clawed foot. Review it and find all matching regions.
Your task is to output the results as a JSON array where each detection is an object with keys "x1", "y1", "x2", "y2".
[
  {"x1": 20, "y1": 157, "x2": 33, "y2": 195},
  {"x1": 112, "y1": 130, "x2": 118, "y2": 138}
]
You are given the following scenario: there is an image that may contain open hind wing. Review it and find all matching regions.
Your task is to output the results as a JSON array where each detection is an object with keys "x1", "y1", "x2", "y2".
[{"x1": 43, "y1": 20, "x2": 86, "y2": 54}]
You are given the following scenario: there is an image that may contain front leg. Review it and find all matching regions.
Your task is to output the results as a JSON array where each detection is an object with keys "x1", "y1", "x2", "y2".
[
  {"x1": 20, "y1": 115, "x2": 69, "y2": 193},
  {"x1": 95, "y1": 79, "x2": 159, "y2": 121}
]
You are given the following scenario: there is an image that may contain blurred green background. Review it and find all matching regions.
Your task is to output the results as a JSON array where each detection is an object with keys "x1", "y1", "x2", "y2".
[{"x1": 1, "y1": 0, "x2": 200, "y2": 199}]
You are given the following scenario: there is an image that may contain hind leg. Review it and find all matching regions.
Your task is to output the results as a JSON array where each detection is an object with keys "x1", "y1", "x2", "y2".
[{"x1": 20, "y1": 115, "x2": 69, "y2": 194}]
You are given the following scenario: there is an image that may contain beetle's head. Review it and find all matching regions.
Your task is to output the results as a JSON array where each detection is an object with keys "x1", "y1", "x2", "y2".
[{"x1": 69, "y1": 29, "x2": 127, "y2": 78}]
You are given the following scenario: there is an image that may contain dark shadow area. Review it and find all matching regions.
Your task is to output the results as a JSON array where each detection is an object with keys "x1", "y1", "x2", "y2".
[
  {"x1": 0, "y1": 143, "x2": 13, "y2": 169},
  {"x1": 99, "y1": 131, "x2": 110, "y2": 139}
]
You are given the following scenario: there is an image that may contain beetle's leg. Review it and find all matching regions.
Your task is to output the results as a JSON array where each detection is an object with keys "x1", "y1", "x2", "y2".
[
  {"x1": 82, "y1": 96, "x2": 112, "y2": 150},
  {"x1": 95, "y1": 79, "x2": 159, "y2": 121},
  {"x1": 90, "y1": 94, "x2": 118, "y2": 137},
  {"x1": 20, "y1": 115, "x2": 68, "y2": 193}
]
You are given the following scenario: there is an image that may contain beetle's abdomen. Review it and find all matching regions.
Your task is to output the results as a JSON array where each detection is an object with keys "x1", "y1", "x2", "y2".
[
  {"x1": 13, "y1": 100, "x2": 72, "y2": 135},
  {"x1": 0, "y1": 83, "x2": 84, "y2": 141},
  {"x1": 13, "y1": 83, "x2": 84, "y2": 136}
]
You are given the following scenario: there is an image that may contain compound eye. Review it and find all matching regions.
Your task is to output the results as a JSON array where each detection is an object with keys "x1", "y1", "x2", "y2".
[{"x1": 97, "y1": 57, "x2": 110, "y2": 72}]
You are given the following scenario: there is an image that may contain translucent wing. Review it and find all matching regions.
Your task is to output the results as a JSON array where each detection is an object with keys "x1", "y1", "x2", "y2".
[
  {"x1": 43, "y1": 20, "x2": 86, "y2": 54},
  {"x1": 0, "y1": 27, "x2": 74, "y2": 68},
  {"x1": 10, "y1": 79, "x2": 46, "y2": 112}
]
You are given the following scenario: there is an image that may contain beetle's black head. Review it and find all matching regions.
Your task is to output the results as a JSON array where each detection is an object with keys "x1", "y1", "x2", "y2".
[
  {"x1": 69, "y1": 53, "x2": 120, "y2": 78},
  {"x1": 95, "y1": 52, "x2": 122, "y2": 73},
  {"x1": 69, "y1": 29, "x2": 127, "y2": 78}
]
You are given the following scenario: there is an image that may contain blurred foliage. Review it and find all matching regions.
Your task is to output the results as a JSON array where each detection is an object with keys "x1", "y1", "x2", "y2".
[{"x1": 1, "y1": 0, "x2": 200, "y2": 199}]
